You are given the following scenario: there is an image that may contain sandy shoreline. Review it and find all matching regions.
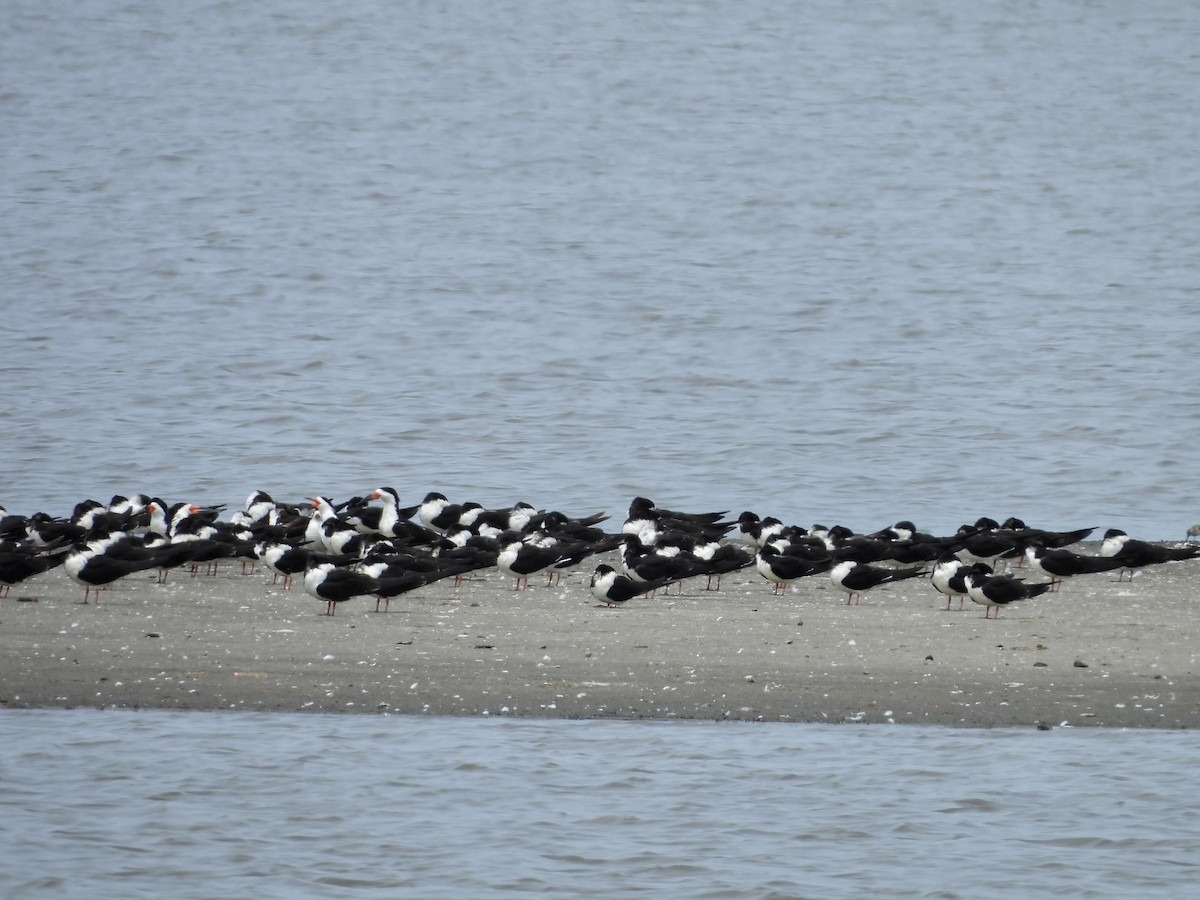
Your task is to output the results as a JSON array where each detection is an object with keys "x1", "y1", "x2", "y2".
[{"x1": 2, "y1": 545, "x2": 1197, "y2": 728}]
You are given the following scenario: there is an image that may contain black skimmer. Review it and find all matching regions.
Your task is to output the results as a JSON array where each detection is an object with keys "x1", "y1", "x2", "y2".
[
  {"x1": 256, "y1": 541, "x2": 355, "y2": 590},
  {"x1": 1000, "y1": 519, "x2": 1095, "y2": 549},
  {"x1": 0, "y1": 506, "x2": 33, "y2": 541},
  {"x1": 589, "y1": 564, "x2": 674, "y2": 607},
  {"x1": 302, "y1": 561, "x2": 381, "y2": 615},
  {"x1": 868, "y1": 520, "x2": 941, "y2": 543},
  {"x1": 953, "y1": 529, "x2": 1024, "y2": 570},
  {"x1": 619, "y1": 533, "x2": 704, "y2": 595},
  {"x1": 688, "y1": 540, "x2": 755, "y2": 590},
  {"x1": 106, "y1": 494, "x2": 152, "y2": 525},
  {"x1": 962, "y1": 563, "x2": 1053, "y2": 619},
  {"x1": 24, "y1": 512, "x2": 88, "y2": 547},
  {"x1": 929, "y1": 554, "x2": 969, "y2": 610},
  {"x1": 1024, "y1": 544, "x2": 1126, "y2": 591},
  {"x1": 237, "y1": 490, "x2": 278, "y2": 526},
  {"x1": 829, "y1": 560, "x2": 924, "y2": 605},
  {"x1": 829, "y1": 530, "x2": 899, "y2": 565},
  {"x1": 496, "y1": 537, "x2": 585, "y2": 591},
  {"x1": 755, "y1": 544, "x2": 832, "y2": 595},
  {"x1": 70, "y1": 499, "x2": 137, "y2": 534},
  {"x1": 0, "y1": 543, "x2": 70, "y2": 597},
  {"x1": 304, "y1": 498, "x2": 374, "y2": 557},
  {"x1": 147, "y1": 500, "x2": 196, "y2": 538},
  {"x1": 416, "y1": 492, "x2": 468, "y2": 532},
  {"x1": 369, "y1": 562, "x2": 482, "y2": 611},
  {"x1": 1099, "y1": 530, "x2": 1200, "y2": 581},
  {"x1": 627, "y1": 496, "x2": 729, "y2": 527},
  {"x1": 63, "y1": 538, "x2": 162, "y2": 603},
  {"x1": 538, "y1": 510, "x2": 620, "y2": 548},
  {"x1": 346, "y1": 487, "x2": 422, "y2": 537},
  {"x1": 735, "y1": 512, "x2": 793, "y2": 548},
  {"x1": 622, "y1": 497, "x2": 732, "y2": 547}
]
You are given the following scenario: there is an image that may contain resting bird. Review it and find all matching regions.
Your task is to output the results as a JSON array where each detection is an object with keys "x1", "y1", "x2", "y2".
[
  {"x1": 0, "y1": 544, "x2": 70, "y2": 597},
  {"x1": 1100, "y1": 529, "x2": 1200, "y2": 581},
  {"x1": 589, "y1": 564, "x2": 674, "y2": 607},
  {"x1": 756, "y1": 544, "x2": 832, "y2": 595},
  {"x1": 930, "y1": 554, "x2": 969, "y2": 610},
  {"x1": 962, "y1": 563, "x2": 1053, "y2": 619},
  {"x1": 302, "y1": 561, "x2": 380, "y2": 615},
  {"x1": 829, "y1": 560, "x2": 924, "y2": 605},
  {"x1": 1024, "y1": 544, "x2": 1126, "y2": 591}
]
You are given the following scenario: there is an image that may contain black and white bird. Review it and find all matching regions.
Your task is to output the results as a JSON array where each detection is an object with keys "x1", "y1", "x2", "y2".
[
  {"x1": 63, "y1": 538, "x2": 161, "y2": 603},
  {"x1": 589, "y1": 564, "x2": 674, "y2": 607},
  {"x1": 368, "y1": 563, "x2": 479, "y2": 612},
  {"x1": 755, "y1": 544, "x2": 832, "y2": 595},
  {"x1": 962, "y1": 563, "x2": 1054, "y2": 619},
  {"x1": 1099, "y1": 529, "x2": 1200, "y2": 580},
  {"x1": 1024, "y1": 544, "x2": 1126, "y2": 591},
  {"x1": 344, "y1": 487, "x2": 420, "y2": 538},
  {"x1": 688, "y1": 540, "x2": 755, "y2": 590},
  {"x1": 256, "y1": 541, "x2": 354, "y2": 590},
  {"x1": 496, "y1": 537, "x2": 590, "y2": 591},
  {"x1": 302, "y1": 560, "x2": 381, "y2": 615},
  {"x1": 929, "y1": 554, "x2": 970, "y2": 610},
  {"x1": 829, "y1": 560, "x2": 924, "y2": 605},
  {"x1": 736, "y1": 511, "x2": 789, "y2": 548},
  {"x1": 618, "y1": 533, "x2": 703, "y2": 594},
  {"x1": 0, "y1": 543, "x2": 70, "y2": 597}
]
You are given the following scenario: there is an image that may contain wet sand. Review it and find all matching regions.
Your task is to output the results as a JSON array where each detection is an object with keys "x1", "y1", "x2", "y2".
[{"x1": 2, "y1": 547, "x2": 1197, "y2": 728}]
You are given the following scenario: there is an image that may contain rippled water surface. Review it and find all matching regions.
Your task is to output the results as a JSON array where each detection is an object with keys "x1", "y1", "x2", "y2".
[
  {"x1": 1, "y1": 710, "x2": 1198, "y2": 899},
  {"x1": 4, "y1": 7, "x2": 1200, "y2": 895},
  {"x1": 3, "y1": 0, "x2": 1199, "y2": 537}
]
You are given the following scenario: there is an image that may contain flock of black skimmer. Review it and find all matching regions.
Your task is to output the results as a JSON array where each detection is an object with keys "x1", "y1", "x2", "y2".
[{"x1": 2, "y1": 491, "x2": 1199, "y2": 618}]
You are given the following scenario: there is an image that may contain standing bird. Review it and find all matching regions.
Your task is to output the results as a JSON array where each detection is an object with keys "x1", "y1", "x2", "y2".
[
  {"x1": 830, "y1": 564, "x2": 921, "y2": 607},
  {"x1": 1024, "y1": 544, "x2": 1127, "y2": 592},
  {"x1": 0, "y1": 543, "x2": 70, "y2": 597},
  {"x1": 496, "y1": 537, "x2": 587, "y2": 591},
  {"x1": 930, "y1": 554, "x2": 970, "y2": 610},
  {"x1": 589, "y1": 564, "x2": 674, "y2": 607},
  {"x1": 346, "y1": 487, "x2": 422, "y2": 538},
  {"x1": 256, "y1": 541, "x2": 355, "y2": 590},
  {"x1": 1100, "y1": 529, "x2": 1200, "y2": 580},
  {"x1": 63, "y1": 539, "x2": 161, "y2": 603},
  {"x1": 829, "y1": 560, "x2": 924, "y2": 605},
  {"x1": 302, "y1": 561, "x2": 380, "y2": 616},
  {"x1": 962, "y1": 563, "x2": 1053, "y2": 619},
  {"x1": 689, "y1": 540, "x2": 755, "y2": 590},
  {"x1": 755, "y1": 544, "x2": 832, "y2": 595}
]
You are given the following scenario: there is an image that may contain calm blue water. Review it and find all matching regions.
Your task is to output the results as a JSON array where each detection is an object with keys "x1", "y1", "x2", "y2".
[
  {"x1": 3, "y1": 0, "x2": 1199, "y2": 538},
  {"x1": 2, "y1": 710, "x2": 1198, "y2": 899},
  {"x1": 4, "y1": 3, "x2": 1200, "y2": 894}
]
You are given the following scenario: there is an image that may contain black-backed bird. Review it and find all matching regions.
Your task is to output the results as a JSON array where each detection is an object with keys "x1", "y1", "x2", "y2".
[
  {"x1": 589, "y1": 564, "x2": 674, "y2": 607},
  {"x1": 302, "y1": 560, "x2": 380, "y2": 615},
  {"x1": 1024, "y1": 544, "x2": 1126, "y2": 591},
  {"x1": 755, "y1": 544, "x2": 832, "y2": 595},
  {"x1": 962, "y1": 563, "x2": 1053, "y2": 619},
  {"x1": 63, "y1": 538, "x2": 161, "y2": 603},
  {"x1": 496, "y1": 537, "x2": 588, "y2": 591},
  {"x1": 929, "y1": 554, "x2": 970, "y2": 610},
  {"x1": 829, "y1": 560, "x2": 924, "y2": 605},
  {"x1": 1100, "y1": 530, "x2": 1200, "y2": 581},
  {"x1": 0, "y1": 544, "x2": 70, "y2": 597}
]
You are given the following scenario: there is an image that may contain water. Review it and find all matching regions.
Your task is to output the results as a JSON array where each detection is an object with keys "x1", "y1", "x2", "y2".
[
  {"x1": 4, "y1": 4, "x2": 1200, "y2": 894},
  {"x1": 1, "y1": 710, "x2": 1197, "y2": 899},
  {"x1": 3, "y1": 0, "x2": 1199, "y2": 538}
]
